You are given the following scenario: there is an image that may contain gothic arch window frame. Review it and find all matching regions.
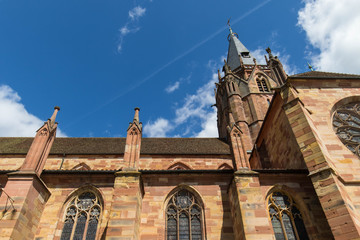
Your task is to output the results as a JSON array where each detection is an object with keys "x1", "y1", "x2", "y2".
[
  {"x1": 255, "y1": 74, "x2": 270, "y2": 93},
  {"x1": 164, "y1": 185, "x2": 206, "y2": 240},
  {"x1": 266, "y1": 188, "x2": 310, "y2": 240},
  {"x1": 59, "y1": 186, "x2": 104, "y2": 240},
  {"x1": 331, "y1": 97, "x2": 360, "y2": 158},
  {"x1": 167, "y1": 162, "x2": 192, "y2": 170}
]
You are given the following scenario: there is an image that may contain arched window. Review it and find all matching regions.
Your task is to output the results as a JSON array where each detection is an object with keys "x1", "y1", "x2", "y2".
[
  {"x1": 268, "y1": 191, "x2": 309, "y2": 240},
  {"x1": 166, "y1": 189, "x2": 203, "y2": 240},
  {"x1": 60, "y1": 191, "x2": 101, "y2": 240},
  {"x1": 256, "y1": 75, "x2": 270, "y2": 92}
]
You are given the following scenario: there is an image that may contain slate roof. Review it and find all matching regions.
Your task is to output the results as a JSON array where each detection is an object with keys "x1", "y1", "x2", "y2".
[
  {"x1": 289, "y1": 71, "x2": 360, "y2": 79},
  {"x1": 0, "y1": 137, "x2": 230, "y2": 155},
  {"x1": 227, "y1": 33, "x2": 254, "y2": 71}
]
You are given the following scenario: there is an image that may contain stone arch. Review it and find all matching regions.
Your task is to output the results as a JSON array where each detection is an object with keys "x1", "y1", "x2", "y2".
[
  {"x1": 164, "y1": 185, "x2": 206, "y2": 240},
  {"x1": 167, "y1": 162, "x2": 192, "y2": 170},
  {"x1": 57, "y1": 185, "x2": 105, "y2": 240},
  {"x1": 265, "y1": 185, "x2": 312, "y2": 240},
  {"x1": 71, "y1": 162, "x2": 91, "y2": 171},
  {"x1": 217, "y1": 163, "x2": 232, "y2": 170}
]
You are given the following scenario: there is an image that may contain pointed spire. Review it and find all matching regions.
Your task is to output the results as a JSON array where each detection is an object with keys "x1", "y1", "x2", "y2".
[
  {"x1": 133, "y1": 107, "x2": 140, "y2": 123},
  {"x1": 218, "y1": 69, "x2": 222, "y2": 81},
  {"x1": 223, "y1": 59, "x2": 231, "y2": 75},
  {"x1": 227, "y1": 26, "x2": 254, "y2": 71},
  {"x1": 50, "y1": 106, "x2": 60, "y2": 124}
]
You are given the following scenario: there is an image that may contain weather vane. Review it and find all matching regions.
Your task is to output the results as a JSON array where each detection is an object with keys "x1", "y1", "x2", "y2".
[
  {"x1": 227, "y1": 17, "x2": 234, "y2": 37},
  {"x1": 307, "y1": 62, "x2": 314, "y2": 71}
]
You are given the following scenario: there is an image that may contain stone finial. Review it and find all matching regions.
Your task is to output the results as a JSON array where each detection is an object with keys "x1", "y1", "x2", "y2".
[
  {"x1": 253, "y1": 58, "x2": 257, "y2": 65},
  {"x1": 223, "y1": 59, "x2": 231, "y2": 75},
  {"x1": 133, "y1": 107, "x2": 140, "y2": 122},
  {"x1": 266, "y1": 47, "x2": 273, "y2": 58},
  {"x1": 218, "y1": 69, "x2": 222, "y2": 81},
  {"x1": 50, "y1": 106, "x2": 60, "y2": 123}
]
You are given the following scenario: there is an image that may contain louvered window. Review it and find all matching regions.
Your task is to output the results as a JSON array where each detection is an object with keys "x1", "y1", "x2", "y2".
[
  {"x1": 268, "y1": 192, "x2": 309, "y2": 240},
  {"x1": 166, "y1": 189, "x2": 203, "y2": 240},
  {"x1": 60, "y1": 191, "x2": 101, "y2": 240},
  {"x1": 332, "y1": 102, "x2": 360, "y2": 157},
  {"x1": 256, "y1": 77, "x2": 269, "y2": 92}
]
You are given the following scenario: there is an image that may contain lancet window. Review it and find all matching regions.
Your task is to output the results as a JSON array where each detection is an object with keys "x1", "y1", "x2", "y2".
[
  {"x1": 268, "y1": 191, "x2": 309, "y2": 240},
  {"x1": 166, "y1": 189, "x2": 203, "y2": 240},
  {"x1": 60, "y1": 191, "x2": 101, "y2": 240},
  {"x1": 256, "y1": 76, "x2": 269, "y2": 92},
  {"x1": 332, "y1": 101, "x2": 360, "y2": 157}
]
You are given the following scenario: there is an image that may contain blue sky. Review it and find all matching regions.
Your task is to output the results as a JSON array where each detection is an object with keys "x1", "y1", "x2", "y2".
[{"x1": 0, "y1": 0, "x2": 359, "y2": 138}]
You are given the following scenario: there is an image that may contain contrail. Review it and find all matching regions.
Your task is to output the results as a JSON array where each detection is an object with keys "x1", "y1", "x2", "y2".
[{"x1": 62, "y1": 0, "x2": 272, "y2": 130}]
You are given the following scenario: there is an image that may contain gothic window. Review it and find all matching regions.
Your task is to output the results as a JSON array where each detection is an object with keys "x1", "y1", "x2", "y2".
[
  {"x1": 166, "y1": 189, "x2": 203, "y2": 240},
  {"x1": 268, "y1": 192, "x2": 309, "y2": 240},
  {"x1": 332, "y1": 102, "x2": 360, "y2": 157},
  {"x1": 60, "y1": 191, "x2": 101, "y2": 240},
  {"x1": 256, "y1": 76, "x2": 270, "y2": 92}
]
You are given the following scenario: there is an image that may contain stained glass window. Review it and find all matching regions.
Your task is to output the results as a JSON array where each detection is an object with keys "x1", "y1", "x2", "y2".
[
  {"x1": 332, "y1": 102, "x2": 360, "y2": 157},
  {"x1": 60, "y1": 191, "x2": 101, "y2": 240},
  {"x1": 268, "y1": 192, "x2": 309, "y2": 240},
  {"x1": 166, "y1": 189, "x2": 203, "y2": 240}
]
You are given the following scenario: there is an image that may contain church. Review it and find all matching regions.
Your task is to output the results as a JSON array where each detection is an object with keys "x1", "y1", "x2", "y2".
[{"x1": 1, "y1": 27, "x2": 360, "y2": 240}]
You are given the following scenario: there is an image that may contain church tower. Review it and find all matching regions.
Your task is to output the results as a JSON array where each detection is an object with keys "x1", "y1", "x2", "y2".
[{"x1": 215, "y1": 26, "x2": 287, "y2": 149}]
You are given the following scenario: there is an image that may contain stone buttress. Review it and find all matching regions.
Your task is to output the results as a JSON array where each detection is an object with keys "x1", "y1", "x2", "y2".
[{"x1": 0, "y1": 107, "x2": 60, "y2": 239}]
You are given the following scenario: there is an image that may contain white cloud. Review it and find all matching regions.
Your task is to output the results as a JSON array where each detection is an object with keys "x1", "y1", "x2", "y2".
[
  {"x1": 143, "y1": 118, "x2": 171, "y2": 137},
  {"x1": 128, "y1": 6, "x2": 146, "y2": 20},
  {"x1": 195, "y1": 109, "x2": 218, "y2": 137},
  {"x1": 120, "y1": 26, "x2": 130, "y2": 36},
  {"x1": 0, "y1": 85, "x2": 67, "y2": 137},
  {"x1": 165, "y1": 81, "x2": 180, "y2": 93},
  {"x1": 117, "y1": 5, "x2": 147, "y2": 52},
  {"x1": 144, "y1": 71, "x2": 219, "y2": 138},
  {"x1": 298, "y1": 0, "x2": 360, "y2": 73},
  {"x1": 174, "y1": 74, "x2": 216, "y2": 125},
  {"x1": 251, "y1": 47, "x2": 297, "y2": 75}
]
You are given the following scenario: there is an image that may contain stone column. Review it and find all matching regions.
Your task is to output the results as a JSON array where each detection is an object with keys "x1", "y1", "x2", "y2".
[{"x1": 228, "y1": 169, "x2": 274, "y2": 240}]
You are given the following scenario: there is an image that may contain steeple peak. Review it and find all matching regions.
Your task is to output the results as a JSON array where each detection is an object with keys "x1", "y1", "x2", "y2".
[{"x1": 226, "y1": 27, "x2": 254, "y2": 71}]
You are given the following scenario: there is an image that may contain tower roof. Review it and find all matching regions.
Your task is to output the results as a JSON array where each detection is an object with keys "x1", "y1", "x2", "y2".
[{"x1": 227, "y1": 30, "x2": 254, "y2": 71}]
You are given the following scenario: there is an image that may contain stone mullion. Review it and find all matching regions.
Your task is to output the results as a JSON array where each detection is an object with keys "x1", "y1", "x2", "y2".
[{"x1": 282, "y1": 92, "x2": 360, "y2": 239}]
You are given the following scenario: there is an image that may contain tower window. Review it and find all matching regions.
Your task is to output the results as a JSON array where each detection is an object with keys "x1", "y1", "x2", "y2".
[
  {"x1": 256, "y1": 77, "x2": 270, "y2": 92},
  {"x1": 268, "y1": 191, "x2": 309, "y2": 240},
  {"x1": 166, "y1": 189, "x2": 203, "y2": 240},
  {"x1": 60, "y1": 191, "x2": 101, "y2": 240}
]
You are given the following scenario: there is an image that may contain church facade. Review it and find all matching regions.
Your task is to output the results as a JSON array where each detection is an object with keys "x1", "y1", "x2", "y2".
[{"x1": 1, "y1": 28, "x2": 360, "y2": 240}]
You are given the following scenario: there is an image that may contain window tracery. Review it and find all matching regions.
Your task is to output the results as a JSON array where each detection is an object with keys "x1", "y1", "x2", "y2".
[
  {"x1": 332, "y1": 102, "x2": 360, "y2": 157},
  {"x1": 60, "y1": 191, "x2": 101, "y2": 240},
  {"x1": 268, "y1": 191, "x2": 309, "y2": 240},
  {"x1": 256, "y1": 75, "x2": 269, "y2": 92},
  {"x1": 166, "y1": 189, "x2": 203, "y2": 240}
]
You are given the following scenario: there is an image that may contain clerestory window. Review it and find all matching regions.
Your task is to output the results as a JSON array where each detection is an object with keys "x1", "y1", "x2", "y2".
[
  {"x1": 166, "y1": 189, "x2": 203, "y2": 240},
  {"x1": 60, "y1": 191, "x2": 101, "y2": 240},
  {"x1": 268, "y1": 191, "x2": 309, "y2": 240}
]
